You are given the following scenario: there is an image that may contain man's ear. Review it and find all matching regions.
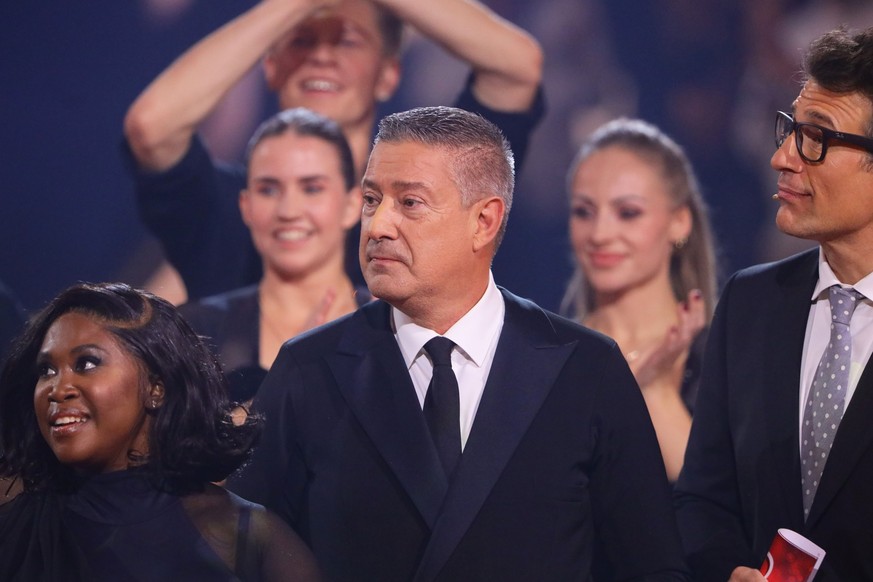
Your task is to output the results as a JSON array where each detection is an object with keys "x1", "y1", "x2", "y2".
[
  {"x1": 472, "y1": 196, "x2": 505, "y2": 253},
  {"x1": 342, "y1": 186, "x2": 364, "y2": 230},
  {"x1": 374, "y1": 57, "x2": 401, "y2": 103}
]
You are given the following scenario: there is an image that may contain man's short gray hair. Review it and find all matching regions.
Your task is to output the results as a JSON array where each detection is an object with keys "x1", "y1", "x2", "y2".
[{"x1": 374, "y1": 106, "x2": 515, "y2": 248}]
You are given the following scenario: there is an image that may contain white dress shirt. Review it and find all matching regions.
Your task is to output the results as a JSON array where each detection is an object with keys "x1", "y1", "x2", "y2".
[
  {"x1": 798, "y1": 252, "x2": 873, "y2": 448},
  {"x1": 392, "y1": 272, "x2": 505, "y2": 450}
]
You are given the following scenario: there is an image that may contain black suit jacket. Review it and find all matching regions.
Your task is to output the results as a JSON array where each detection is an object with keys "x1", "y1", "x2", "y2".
[
  {"x1": 230, "y1": 289, "x2": 689, "y2": 581},
  {"x1": 675, "y1": 249, "x2": 873, "y2": 581}
]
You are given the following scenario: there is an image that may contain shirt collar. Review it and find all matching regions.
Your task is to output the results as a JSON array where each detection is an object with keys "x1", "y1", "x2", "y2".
[
  {"x1": 393, "y1": 272, "x2": 504, "y2": 369},
  {"x1": 813, "y1": 249, "x2": 873, "y2": 301}
]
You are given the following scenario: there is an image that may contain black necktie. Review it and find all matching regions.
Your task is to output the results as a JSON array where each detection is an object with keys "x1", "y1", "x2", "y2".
[{"x1": 423, "y1": 336, "x2": 461, "y2": 478}]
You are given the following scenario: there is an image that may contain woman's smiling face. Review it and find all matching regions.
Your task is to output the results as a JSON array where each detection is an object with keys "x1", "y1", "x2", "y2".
[
  {"x1": 33, "y1": 311, "x2": 153, "y2": 474},
  {"x1": 569, "y1": 146, "x2": 689, "y2": 298}
]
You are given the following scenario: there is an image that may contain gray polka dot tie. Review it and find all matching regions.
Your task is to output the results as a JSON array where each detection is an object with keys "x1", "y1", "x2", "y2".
[{"x1": 801, "y1": 286, "x2": 863, "y2": 519}]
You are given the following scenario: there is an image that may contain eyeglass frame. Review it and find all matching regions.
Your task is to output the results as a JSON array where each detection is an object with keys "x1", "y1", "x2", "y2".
[{"x1": 775, "y1": 110, "x2": 873, "y2": 163}]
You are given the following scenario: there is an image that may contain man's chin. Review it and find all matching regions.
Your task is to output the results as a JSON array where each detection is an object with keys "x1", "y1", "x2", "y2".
[
  {"x1": 362, "y1": 274, "x2": 395, "y2": 302},
  {"x1": 775, "y1": 210, "x2": 817, "y2": 241},
  {"x1": 365, "y1": 285, "x2": 395, "y2": 302}
]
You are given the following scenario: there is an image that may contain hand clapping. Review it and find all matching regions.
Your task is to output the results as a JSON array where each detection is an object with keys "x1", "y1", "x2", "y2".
[{"x1": 627, "y1": 289, "x2": 705, "y2": 390}]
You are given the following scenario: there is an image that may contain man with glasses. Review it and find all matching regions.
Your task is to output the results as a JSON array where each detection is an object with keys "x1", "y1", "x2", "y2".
[{"x1": 675, "y1": 27, "x2": 873, "y2": 582}]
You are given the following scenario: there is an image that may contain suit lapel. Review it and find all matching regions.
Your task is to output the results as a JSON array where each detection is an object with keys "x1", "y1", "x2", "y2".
[
  {"x1": 758, "y1": 248, "x2": 873, "y2": 529},
  {"x1": 413, "y1": 291, "x2": 577, "y2": 582},
  {"x1": 326, "y1": 301, "x2": 448, "y2": 528},
  {"x1": 764, "y1": 251, "x2": 819, "y2": 526},
  {"x1": 774, "y1": 249, "x2": 873, "y2": 527},
  {"x1": 808, "y1": 347, "x2": 873, "y2": 526}
]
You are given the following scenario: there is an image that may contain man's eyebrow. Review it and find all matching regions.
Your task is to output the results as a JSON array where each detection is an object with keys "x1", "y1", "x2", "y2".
[
  {"x1": 802, "y1": 108, "x2": 836, "y2": 128},
  {"x1": 362, "y1": 178, "x2": 432, "y2": 193}
]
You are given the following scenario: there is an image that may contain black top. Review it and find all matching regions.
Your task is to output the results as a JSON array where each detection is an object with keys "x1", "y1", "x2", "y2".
[
  {"x1": 0, "y1": 470, "x2": 323, "y2": 581},
  {"x1": 679, "y1": 327, "x2": 708, "y2": 416},
  {"x1": 180, "y1": 284, "x2": 371, "y2": 403}
]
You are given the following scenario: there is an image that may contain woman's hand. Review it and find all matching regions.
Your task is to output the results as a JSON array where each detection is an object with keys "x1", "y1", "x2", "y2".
[
  {"x1": 301, "y1": 289, "x2": 337, "y2": 333},
  {"x1": 626, "y1": 289, "x2": 704, "y2": 481},
  {"x1": 628, "y1": 289, "x2": 705, "y2": 390}
]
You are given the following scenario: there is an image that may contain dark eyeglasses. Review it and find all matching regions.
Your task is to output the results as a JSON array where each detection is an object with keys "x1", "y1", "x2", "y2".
[{"x1": 775, "y1": 110, "x2": 873, "y2": 163}]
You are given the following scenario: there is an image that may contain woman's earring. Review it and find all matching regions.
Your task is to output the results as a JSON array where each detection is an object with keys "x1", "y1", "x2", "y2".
[
  {"x1": 673, "y1": 237, "x2": 687, "y2": 250},
  {"x1": 148, "y1": 381, "x2": 164, "y2": 410}
]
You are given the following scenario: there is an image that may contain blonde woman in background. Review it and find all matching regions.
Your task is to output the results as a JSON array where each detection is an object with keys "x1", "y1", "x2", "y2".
[{"x1": 563, "y1": 118, "x2": 719, "y2": 481}]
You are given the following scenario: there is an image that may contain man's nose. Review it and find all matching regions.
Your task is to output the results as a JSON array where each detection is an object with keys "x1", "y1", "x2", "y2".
[
  {"x1": 364, "y1": 200, "x2": 398, "y2": 240},
  {"x1": 771, "y1": 132, "x2": 803, "y2": 173}
]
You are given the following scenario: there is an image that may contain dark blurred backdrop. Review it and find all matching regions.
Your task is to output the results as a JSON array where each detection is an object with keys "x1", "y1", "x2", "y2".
[{"x1": 5, "y1": 0, "x2": 869, "y2": 315}]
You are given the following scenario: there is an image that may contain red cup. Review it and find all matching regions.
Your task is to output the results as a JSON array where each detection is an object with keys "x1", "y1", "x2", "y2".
[{"x1": 759, "y1": 529, "x2": 825, "y2": 582}]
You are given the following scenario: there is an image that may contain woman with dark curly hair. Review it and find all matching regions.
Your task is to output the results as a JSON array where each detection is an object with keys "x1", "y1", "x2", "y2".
[{"x1": 0, "y1": 282, "x2": 322, "y2": 581}]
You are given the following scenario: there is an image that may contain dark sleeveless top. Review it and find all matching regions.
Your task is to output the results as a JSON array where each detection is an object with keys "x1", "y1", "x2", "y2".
[{"x1": 180, "y1": 285, "x2": 372, "y2": 403}]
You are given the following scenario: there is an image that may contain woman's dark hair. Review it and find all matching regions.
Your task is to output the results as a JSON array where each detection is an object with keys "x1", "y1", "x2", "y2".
[
  {"x1": 245, "y1": 107, "x2": 356, "y2": 191},
  {"x1": 0, "y1": 282, "x2": 261, "y2": 494}
]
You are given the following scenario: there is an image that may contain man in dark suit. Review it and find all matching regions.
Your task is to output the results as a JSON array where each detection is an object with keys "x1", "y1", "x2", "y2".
[
  {"x1": 229, "y1": 106, "x2": 689, "y2": 581},
  {"x1": 674, "y1": 27, "x2": 873, "y2": 582}
]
